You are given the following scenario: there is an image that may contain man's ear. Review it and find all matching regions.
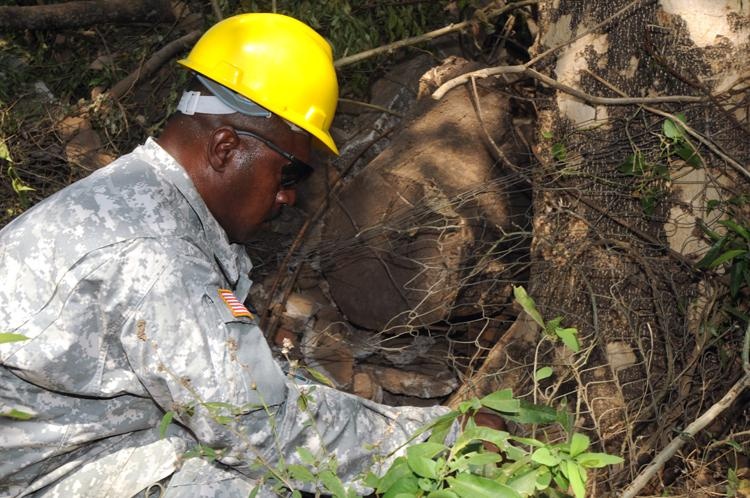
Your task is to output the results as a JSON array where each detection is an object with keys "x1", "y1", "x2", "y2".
[{"x1": 207, "y1": 127, "x2": 240, "y2": 172}]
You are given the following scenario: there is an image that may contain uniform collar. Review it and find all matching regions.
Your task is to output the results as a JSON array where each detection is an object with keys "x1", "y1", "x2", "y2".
[{"x1": 139, "y1": 137, "x2": 251, "y2": 286}]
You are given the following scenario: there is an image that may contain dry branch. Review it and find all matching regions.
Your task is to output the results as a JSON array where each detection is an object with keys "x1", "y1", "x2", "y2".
[
  {"x1": 0, "y1": 0, "x2": 175, "y2": 30},
  {"x1": 620, "y1": 324, "x2": 750, "y2": 498},
  {"x1": 334, "y1": 0, "x2": 538, "y2": 68},
  {"x1": 107, "y1": 30, "x2": 201, "y2": 101}
]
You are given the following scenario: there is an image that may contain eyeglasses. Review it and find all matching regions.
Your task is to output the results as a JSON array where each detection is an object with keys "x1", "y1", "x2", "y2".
[{"x1": 234, "y1": 129, "x2": 314, "y2": 188}]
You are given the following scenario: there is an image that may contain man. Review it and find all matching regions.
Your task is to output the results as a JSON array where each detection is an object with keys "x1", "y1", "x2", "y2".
[{"x1": 0, "y1": 13, "x2": 453, "y2": 498}]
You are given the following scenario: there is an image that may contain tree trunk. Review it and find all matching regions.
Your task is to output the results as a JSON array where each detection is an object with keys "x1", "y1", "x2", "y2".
[
  {"x1": 524, "y1": 0, "x2": 749, "y2": 492},
  {"x1": 0, "y1": 0, "x2": 175, "y2": 30}
]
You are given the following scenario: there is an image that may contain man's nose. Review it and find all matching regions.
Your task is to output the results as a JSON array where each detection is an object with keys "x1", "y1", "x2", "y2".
[{"x1": 276, "y1": 188, "x2": 296, "y2": 207}]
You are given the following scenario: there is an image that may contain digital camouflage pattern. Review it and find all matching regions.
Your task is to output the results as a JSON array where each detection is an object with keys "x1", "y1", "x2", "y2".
[{"x1": 0, "y1": 139, "x2": 452, "y2": 497}]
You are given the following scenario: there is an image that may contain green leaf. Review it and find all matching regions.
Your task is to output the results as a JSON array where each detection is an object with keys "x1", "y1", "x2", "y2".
[
  {"x1": 675, "y1": 142, "x2": 702, "y2": 167},
  {"x1": 0, "y1": 332, "x2": 29, "y2": 344},
  {"x1": 569, "y1": 433, "x2": 590, "y2": 457},
  {"x1": 406, "y1": 454, "x2": 438, "y2": 479},
  {"x1": 513, "y1": 402, "x2": 560, "y2": 424},
  {"x1": 296, "y1": 446, "x2": 317, "y2": 465},
  {"x1": 720, "y1": 219, "x2": 750, "y2": 241},
  {"x1": 536, "y1": 466, "x2": 553, "y2": 490},
  {"x1": 504, "y1": 444, "x2": 528, "y2": 462},
  {"x1": 377, "y1": 457, "x2": 414, "y2": 494},
  {"x1": 552, "y1": 471, "x2": 569, "y2": 491},
  {"x1": 203, "y1": 401, "x2": 237, "y2": 412},
  {"x1": 201, "y1": 446, "x2": 217, "y2": 462},
  {"x1": 407, "y1": 441, "x2": 448, "y2": 460},
  {"x1": 287, "y1": 464, "x2": 315, "y2": 483},
  {"x1": 319, "y1": 470, "x2": 347, "y2": 498},
  {"x1": 457, "y1": 398, "x2": 482, "y2": 414},
  {"x1": 534, "y1": 367, "x2": 553, "y2": 381},
  {"x1": 551, "y1": 143, "x2": 567, "y2": 162},
  {"x1": 463, "y1": 452, "x2": 502, "y2": 467},
  {"x1": 248, "y1": 485, "x2": 260, "y2": 498},
  {"x1": 663, "y1": 117, "x2": 685, "y2": 140},
  {"x1": 507, "y1": 468, "x2": 540, "y2": 495},
  {"x1": 697, "y1": 236, "x2": 728, "y2": 268},
  {"x1": 618, "y1": 152, "x2": 646, "y2": 176},
  {"x1": 447, "y1": 473, "x2": 522, "y2": 498},
  {"x1": 428, "y1": 410, "x2": 461, "y2": 443},
  {"x1": 383, "y1": 475, "x2": 420, "y2": 498},
  {"x1": 11, "y1": 177, "x2": 34, "y2": 193},
  {"x1": 541, "y1": 130, "x2": 554, "y2": 139},
  {"x1": 513, "y1": 286, "x2": 545, "y2": 327},
  {"x1": 566, "y1": 460, "x2": 586, "y2": 498},
  {"x1": 575, "y1": 452, "x2": 624, "y2": 468},
  {"x1": 698, "y1": 219, "x2": 722, "y2": 242},
  {"x1": 531, "y1": 447, "x2": 560, "y2": 466},
  {"x1": 427, "y1": 490, "x2": 459, "y2": 498},
  {"x1": 640, "y1": 194, "x2": 657, "y2": 216},
  {"x1": 555, "y1": 327, "x2": 580, "y2": 352},
  {"x1": 730, "y1": 259, "x2": 747, "y2": 298},
  {"x1": 1, "y1": 408, "x2": 34, "y2": 420},
  {"x1": 363, "y1": 471, "x2": 381, "y2": 489},
  {"x1": 303, "y1": 366, "x2": 336, "y2": 388},
  {"x1": 480, "y1": 390, "x2": 521, "y2": 413},
  {"x1": 0, "y1": 140, "x2": 12, "y2": 162},
  {"x1": 159, "y1": 411, "x2": 174, "y2": 439},
  {"x1": 454, "y1": 426, "x2": 510, "y2": 453},
  {"x1": 510, "y1": 436, "x2": 546, "y2": 448},
  {"x1": 708, "y1": 249, "x2": 747, "y2": 268},
  {"x1": 418, "y1": 476, "x2": 437, "y2": 492}
]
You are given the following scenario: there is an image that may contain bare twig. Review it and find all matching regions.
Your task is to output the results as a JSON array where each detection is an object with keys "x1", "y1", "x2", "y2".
[
  {"x1": 334, "y1": 0, "x2": 539, "y2": 68},
  {"x1": 338, "y1": 98, "x2": 405, "y2": 118},
  {"x1": 620, "y1": 323, "x2": 750, "y2": 498},
  {"x1": 210, "y1": 0, "x2": 223, "y2": 20},
  {"x1": 107, "y1": 30, "x2": 201, "y2": 101},
  {"x1": 431, "y1": 64, "x2": 705, "y2": 103},
  {"x1": 468, "y1": 76, "x2": 521, "y2": 173},
  {"x1": 584, "y1": 68, "x2": 750, "y2": 181}
]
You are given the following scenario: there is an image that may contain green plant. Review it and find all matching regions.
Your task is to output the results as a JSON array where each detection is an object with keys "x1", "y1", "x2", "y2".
[
  {"x1": 513, "y1": 286, "x2": 579, "y2": 353},
  {"x1": 697, "y1": 213, "x2": 750, "y2": 301},
  {"x1": 0, "y1": 332, "x2": 35, "y2": 420},
  {"x1": 619, "y1": 114, "x2": 703, "y2": 215},
  {"x1": 364, "y1": 390, "x2": 622, "y2": 498}
]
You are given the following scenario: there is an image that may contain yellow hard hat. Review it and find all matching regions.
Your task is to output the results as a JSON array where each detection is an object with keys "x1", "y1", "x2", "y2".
[{"x1": 178, "y1": 13, "x2": 339, "y2": 155}]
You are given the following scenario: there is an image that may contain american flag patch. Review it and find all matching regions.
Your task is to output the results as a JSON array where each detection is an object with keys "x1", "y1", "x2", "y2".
[{"x1": 218, "y1": 289, "x2": 254, "y2": 319}]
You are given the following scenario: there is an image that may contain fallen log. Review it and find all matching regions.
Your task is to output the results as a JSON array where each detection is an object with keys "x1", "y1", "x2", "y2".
[{"x1": 0, "y1": 0, "x2": 175, "y2": 31}]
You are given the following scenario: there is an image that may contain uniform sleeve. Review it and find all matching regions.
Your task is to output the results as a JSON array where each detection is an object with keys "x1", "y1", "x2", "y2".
[{"x1": 122, "y1": 239, "x2": 453, "y2": 491}]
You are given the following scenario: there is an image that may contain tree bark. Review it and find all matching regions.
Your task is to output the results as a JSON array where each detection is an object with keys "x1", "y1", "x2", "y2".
[
  {"x1": 523, "y1": 0, "x2": 750, "y2": 492},
  {"x1": 0, "y1": 0, "x2": 175, "y2": 30}
]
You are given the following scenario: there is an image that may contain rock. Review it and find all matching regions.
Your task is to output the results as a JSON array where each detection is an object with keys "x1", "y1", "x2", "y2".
[
  {"x1": 56, "y1": 116, "x2": 115, "y2": 170},
  {"x1": 65, "y1": 128, "x2": 115, "y2": 170},
  {"x1": 360, "y1": 364, "x2": 458, "y2": 399},
  {"x1": 284, "y1": 292, "x2": 319, "y2": 321},
  {"x1": 322, "y1": 56, "x2": 530, "y2": 331},
  {"x1": 352, "y1": 371, "x2": 383, "y2": 403}
]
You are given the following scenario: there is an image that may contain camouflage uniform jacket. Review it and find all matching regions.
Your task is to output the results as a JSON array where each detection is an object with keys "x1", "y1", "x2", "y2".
[{"x1": 0, "y1": 138, "x2": 451, "y2": 497}]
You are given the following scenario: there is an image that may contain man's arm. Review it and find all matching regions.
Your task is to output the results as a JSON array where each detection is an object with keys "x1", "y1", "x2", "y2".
[{"x1": 122, "y1": 238, "x2": 452, "y2": 491}]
